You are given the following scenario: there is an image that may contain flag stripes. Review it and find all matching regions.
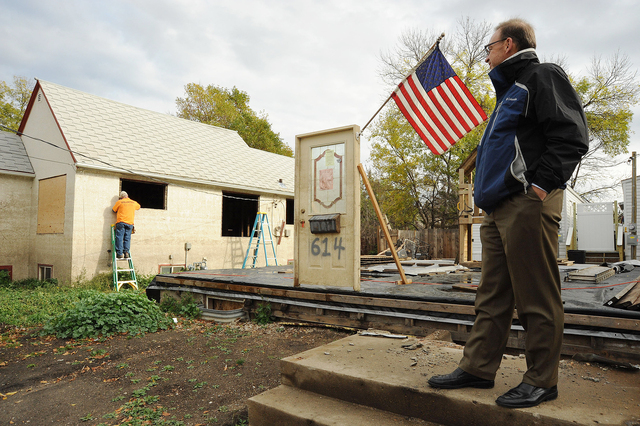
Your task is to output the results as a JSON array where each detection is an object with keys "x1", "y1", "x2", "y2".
[{"x1": 391, "y1": 46, "x2": 487, "y2": 155}]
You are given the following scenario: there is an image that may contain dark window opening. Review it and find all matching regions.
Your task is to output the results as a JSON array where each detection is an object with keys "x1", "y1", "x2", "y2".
[
  {"x1": 222, "y1": 192, "x2": 259, "y2": 237},
  {"x1": 0, "y1": 265, "x2": 12, "y2": 281},
  {"x1": 121, "y1": 179, "x2": 167, "y2": 209},
  {"x1": 286, "y1": 198, "x2": 294, "y2": 225}
]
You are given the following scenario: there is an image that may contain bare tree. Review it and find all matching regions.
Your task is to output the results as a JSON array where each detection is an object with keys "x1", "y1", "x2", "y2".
[{"x1": 569, "y1": 51, "x2": 640, "y2": 198}]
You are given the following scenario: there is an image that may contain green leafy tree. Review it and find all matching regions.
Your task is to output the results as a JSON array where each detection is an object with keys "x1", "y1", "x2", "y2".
[
  {"x1": 176, "y1": 83, "x2": 293, "y2": 157},
  {"x1": 0, "y1": 76, "x2": 35, "y2": 132}
]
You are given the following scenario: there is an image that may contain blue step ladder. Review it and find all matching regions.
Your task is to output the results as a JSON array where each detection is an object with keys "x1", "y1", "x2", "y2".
[
  {"x1": 111, "y1": 225, "x2": 138, "y2": 291},
  {"x1": 242, "y1": 213, "x2": 278, "y2": 268}
]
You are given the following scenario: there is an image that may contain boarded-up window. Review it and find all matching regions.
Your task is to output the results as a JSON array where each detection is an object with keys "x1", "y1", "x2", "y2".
[{"x1": 37, "y1": 175, "x2": 66, "y2": 234}]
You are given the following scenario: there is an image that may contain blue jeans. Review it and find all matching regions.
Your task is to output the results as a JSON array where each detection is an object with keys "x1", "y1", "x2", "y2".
[{"x1": 115, "y1": 222, "x2": 134, "y2": 255}]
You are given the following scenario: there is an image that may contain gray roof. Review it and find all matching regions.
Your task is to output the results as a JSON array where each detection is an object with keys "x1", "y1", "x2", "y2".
[
  {"x1": 0, "y1": 131, "x2": 34, "y2": 175},
  {"x1": 37, "y1": 80, "x2": 294, "y2": 195}
]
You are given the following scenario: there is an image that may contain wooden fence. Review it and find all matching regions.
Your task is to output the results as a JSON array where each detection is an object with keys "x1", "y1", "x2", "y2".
[{"x1": 378, "y1": 228, "x2": 459, "y2": 260}]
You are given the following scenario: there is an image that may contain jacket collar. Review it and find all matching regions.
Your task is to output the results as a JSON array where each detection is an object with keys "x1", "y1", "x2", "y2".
[{"x1": 488, "y1": 49, "x2": 539, "y2": 98}]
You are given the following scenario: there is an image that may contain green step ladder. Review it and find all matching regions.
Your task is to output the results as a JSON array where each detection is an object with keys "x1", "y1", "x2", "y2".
[
  {"x1": 111, "y1": 224, "x2": 138, "y2": 291},
  {"x1": 242, "y1": 213, "x2": 278, "y2": 268}
]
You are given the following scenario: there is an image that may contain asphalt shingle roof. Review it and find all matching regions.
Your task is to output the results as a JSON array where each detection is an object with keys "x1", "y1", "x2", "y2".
[
  {"x1": 0, "y1": 131, "x2": 34, "y2": 175},
  {"x1": 37, "y1": 80, "x2": 294, "y2": 194}
]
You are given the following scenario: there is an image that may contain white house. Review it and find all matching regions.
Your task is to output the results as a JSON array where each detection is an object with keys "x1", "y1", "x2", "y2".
[
  {"x1": 1, "y1": 80, "x2": 295, "y2": 283},
  {"x1": 0, "y1": 131, "x2": 35, "y2": 281}
]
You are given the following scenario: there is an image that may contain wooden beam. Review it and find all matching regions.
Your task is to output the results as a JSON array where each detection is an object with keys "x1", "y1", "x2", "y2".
[
  {"x1": 357, "y1": 163, "x2": 411, "y2": 285},
  {"x1": 458, "y1": 147, "x2": 478, "y2": 176},
  {"x1": 154, "y1": 276, "x2": 640, "y2": 332}
]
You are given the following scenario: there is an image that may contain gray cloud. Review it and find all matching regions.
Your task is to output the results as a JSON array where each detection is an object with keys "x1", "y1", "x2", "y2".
[{"x1": 2, "y1": 0, "x2": 639, "y2": 178}]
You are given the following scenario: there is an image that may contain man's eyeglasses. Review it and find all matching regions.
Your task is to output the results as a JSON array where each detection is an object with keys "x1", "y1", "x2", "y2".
[{"x1": 484, "y1": 38, "x2": 507, "y2": 55}]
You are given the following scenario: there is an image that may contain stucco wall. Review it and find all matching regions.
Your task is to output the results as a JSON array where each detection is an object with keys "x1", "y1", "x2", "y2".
[
  {"x1": 0, "y1": 174, "x2": 35, "y2": 280},
  {"x1": 71, "y1": 169, "x2": 294, "y2": 281}
]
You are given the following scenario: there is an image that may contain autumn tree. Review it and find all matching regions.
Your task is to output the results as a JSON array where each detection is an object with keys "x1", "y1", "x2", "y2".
[
  {"x1": 367, "y1": 18, "x2": 640, "y2": 235},
  {"x1": 176, "y1": 83, "x2": 293, "y2": 157},
  {"x1": 0, "y1": 76, "x2": 35, "y2": 132}
]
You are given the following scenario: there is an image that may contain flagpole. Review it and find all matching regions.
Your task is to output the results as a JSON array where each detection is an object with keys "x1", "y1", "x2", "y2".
[{"x1": 361, "y1": 32, "x2": 445, "y2": 134}]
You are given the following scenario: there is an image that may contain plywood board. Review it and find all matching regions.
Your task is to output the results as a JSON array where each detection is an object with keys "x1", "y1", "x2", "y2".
[{"x1": 37, "y1": 175, "x2": 66, "y2": 234}]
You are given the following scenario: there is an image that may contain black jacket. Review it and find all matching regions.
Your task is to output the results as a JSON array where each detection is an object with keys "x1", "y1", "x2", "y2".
[{"x1": 474, "y1": 49, "x2": 589, "y2": 213}]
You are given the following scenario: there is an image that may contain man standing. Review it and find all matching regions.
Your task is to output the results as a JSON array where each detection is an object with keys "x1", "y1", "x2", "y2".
[
  {"x1": 428, "y1": 19, "x2": 588, "y2": 408},
  {"x1": 112, "y1": 191, "x2": 141, "y2": 259}
]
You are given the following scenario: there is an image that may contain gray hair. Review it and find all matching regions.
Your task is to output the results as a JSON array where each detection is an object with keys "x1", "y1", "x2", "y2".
[
  {"x1": 119, "y1": 191, "x2": 128, "y2": 199},
  {"x1": 495, "y1": 18, "x2": 536, "y2": 51}
]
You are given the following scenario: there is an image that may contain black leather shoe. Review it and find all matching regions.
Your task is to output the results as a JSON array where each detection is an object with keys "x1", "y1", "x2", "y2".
[
  {"x1": 496, "y1": 382, "x2": 558, "y2": 408},
  {"x1": 428, "y1": 367, "x2": 494, "y2": 389}
]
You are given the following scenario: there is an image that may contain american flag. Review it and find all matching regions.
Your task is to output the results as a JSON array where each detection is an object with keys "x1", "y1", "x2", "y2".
[{"x1": 392, "y1": 45, "x2": 487, "y2": 155}]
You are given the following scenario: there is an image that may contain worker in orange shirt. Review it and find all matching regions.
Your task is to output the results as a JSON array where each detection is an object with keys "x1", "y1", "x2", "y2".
[{"x1": 112, "y1": 191, "x2": 141, "y2": 259}]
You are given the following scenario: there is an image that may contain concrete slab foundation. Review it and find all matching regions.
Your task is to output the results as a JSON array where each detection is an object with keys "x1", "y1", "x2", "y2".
[{"x1": 249, "y1": 334, "x2": 640, "y2": 426}]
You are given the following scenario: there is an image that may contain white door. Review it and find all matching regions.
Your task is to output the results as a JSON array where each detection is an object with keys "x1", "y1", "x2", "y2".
[{"x1": 294, "y1": 126, "x2": 360, "y2": 290}]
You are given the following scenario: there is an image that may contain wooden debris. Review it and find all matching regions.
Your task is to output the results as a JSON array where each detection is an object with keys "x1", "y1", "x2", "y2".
[
  {"x1": 572, "y1": 353, "x2": 639, "y2": 370},
  {"x1": 452, "y1": 284, "x2": 478, "y2": 293},
  {"x1": 460, "y1": 261, "x2": 482, "y2": 269},
  {"x1": 566, "y1": 266, "x2": 615, "y2": 283},
  {"x1": 361, "y1": 255, "x2": 409, "y2": 266},
  {"x1": 605, "y1": 281, "x2": 640, "y2": 310}
]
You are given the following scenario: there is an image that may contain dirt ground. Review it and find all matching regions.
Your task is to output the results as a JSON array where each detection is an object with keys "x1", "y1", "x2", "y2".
[{"x1": 0, "y1": 320, "x2": 354, "y2": 425}]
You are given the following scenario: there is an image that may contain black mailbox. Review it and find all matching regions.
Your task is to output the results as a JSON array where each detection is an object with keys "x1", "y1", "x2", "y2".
[{"x1": 309, "y1": 213, "x2": 341, "y2": 234}]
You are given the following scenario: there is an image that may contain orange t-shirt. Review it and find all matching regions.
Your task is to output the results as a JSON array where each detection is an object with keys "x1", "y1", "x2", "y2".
[{"x1": 112, "y1": 198, "x2": 141, "y2": 225}]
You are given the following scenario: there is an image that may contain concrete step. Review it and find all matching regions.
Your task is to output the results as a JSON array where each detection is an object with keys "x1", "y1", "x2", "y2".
[
  {"x1": 248, "y1": 384, "x2": 437, "y2": 426},
  {"x1": 264, "y1": 334, "x2": 638, "y2": 426}
]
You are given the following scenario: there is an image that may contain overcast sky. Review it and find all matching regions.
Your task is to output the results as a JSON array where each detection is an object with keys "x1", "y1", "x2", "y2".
[{"x1": 2, "y1": 0, "x2": 639, "y2": 195}]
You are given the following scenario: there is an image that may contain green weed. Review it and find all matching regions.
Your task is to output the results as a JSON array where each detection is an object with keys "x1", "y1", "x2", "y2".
[
  {"x1": 41, "y1": 291, "x2": 173, "y2": 338},
  {"x1": 0, "y1": 286, "x2": 97, "y2": 327},
  {"x1": 253, "y1": 301, "x2": 273, "y2": 325},
  {"x1": 159, "y1": 293, "x2": 201, "y2": 319}
]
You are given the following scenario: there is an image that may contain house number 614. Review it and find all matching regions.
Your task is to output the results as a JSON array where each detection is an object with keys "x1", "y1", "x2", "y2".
[{"x1": 310, "y1": 237, "x2": 346, "y2": 260}]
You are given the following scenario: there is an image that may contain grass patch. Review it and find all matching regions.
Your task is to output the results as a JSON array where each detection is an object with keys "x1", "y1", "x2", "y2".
[
  {"x1": 0, "y1": 271, "x2": 160, "y2": 329},
  {"x1": 0, "y1": 287, "x2": 99, "y2": 327}
]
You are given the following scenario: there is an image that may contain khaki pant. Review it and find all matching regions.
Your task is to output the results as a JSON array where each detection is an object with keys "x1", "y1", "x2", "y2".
[{"x1": 459, "y1": 188, "x2": 564, "y2": 388}]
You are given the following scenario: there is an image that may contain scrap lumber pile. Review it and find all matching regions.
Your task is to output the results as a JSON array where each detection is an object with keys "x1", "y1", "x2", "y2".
[
  {"x1": 361, "y1": 255, "x2": 408, "y2": 266},
  {"x1": 605, "y1": 281, "x2": 640, "y2": 310},
  {"x1": 565, "y1": 265, "x2": 615, "y2": 283}
]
